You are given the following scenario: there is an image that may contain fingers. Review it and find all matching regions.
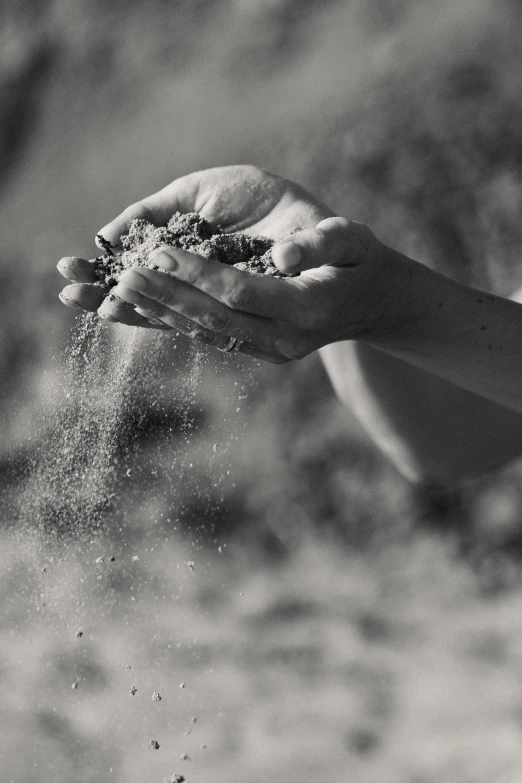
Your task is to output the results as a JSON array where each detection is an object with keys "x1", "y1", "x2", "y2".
[
  {"x1": 59, "y1": 283, "x2": 106, "y2": 311},
  {"x1": 149, "y1": 246, "x2": 301, "y2": 319},
  {"x1": 136, "y1": 304, "x2": 287, "y2": 363},
  {"x1": 57, "y1": 256, "x2": 98, "y2": 283},
  {"x1": 271, "y1": 217, "x2": 372, "y2": 273},
  {"x1": 95, "y1": 174, "x2": 200, "y2": 251},
  {"x1": 140, "y1": 309, "x2": 288, "y2": 364},
  {"x1": 112, "y1": 268, "x2": 278, "y2": 352},
  {"x1": 97, "y1": 294, "x2": 170, "y2": 329},
  {"x1": 58, "y1": 283, "x2": 169, "y2": 328}
]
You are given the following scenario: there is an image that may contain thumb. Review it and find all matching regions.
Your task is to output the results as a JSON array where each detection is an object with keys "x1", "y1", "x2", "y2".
[{"x1": 272, "y1": 217, "x2": 374, "y2": 274}]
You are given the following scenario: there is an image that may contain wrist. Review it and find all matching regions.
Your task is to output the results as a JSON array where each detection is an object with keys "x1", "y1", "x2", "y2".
[{"x1": 363, "y1": 243, "x2": 428, "y2": 347}]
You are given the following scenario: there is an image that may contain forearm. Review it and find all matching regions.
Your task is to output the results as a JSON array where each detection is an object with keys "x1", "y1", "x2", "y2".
[
  {"x1": 320, "y1": 245, "x2": 522, "y2": 482},
  {"x1": 369, "y1": 247, "x2": 522, "y2": 412},
  {"x1": 320, "y1": 340, "x2": 522, "y2": 483}
]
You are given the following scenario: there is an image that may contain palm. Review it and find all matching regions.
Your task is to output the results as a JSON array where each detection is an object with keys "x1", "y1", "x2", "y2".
[{"x1": 177, "y1": 165, "x2": 331, "y2": 240}]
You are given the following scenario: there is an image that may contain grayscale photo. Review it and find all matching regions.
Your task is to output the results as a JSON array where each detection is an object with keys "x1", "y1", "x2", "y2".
[{"x1": 1, "y1": 1, "x2": 521, "y2": 781}]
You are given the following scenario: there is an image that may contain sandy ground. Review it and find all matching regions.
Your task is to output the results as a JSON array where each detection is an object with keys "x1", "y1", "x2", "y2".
[{"x1": 4, "y1": 527, "x2": 522, "y2": 783}]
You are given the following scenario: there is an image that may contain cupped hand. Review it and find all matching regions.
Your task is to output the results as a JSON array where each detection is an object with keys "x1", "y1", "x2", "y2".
[
  {"x1": 114, "y1": 216, "x2": 404, "y2": 363},
  {"x1": 57, "y1": 165, "x2": 332, "y2": 332},
  {"x1": 58, "y1": 164, "x2": 402, "y2": 360}
]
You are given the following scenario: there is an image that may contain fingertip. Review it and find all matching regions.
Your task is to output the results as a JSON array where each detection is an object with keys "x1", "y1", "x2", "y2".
[
  {"x1": 95, "y1": 226, "x2": 122, "y2": 251},
  {"x1": 272, "y1": 241, "x2": 302, "y2": 272},
  {"x1": 98, "y1": 294, "x2": 142, "y2": 326},
  {"x1": 60, "y1": 283, "x2": 106, "y2": 312},
  {"x1": 57, "y1": 256, "x2": 97, "y2": 283},
  {"x1": 59, "y1": 289, "x2": 83, "y2": 309}
]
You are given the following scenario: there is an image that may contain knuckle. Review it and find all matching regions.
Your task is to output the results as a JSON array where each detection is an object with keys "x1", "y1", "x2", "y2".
[
  {"x1": 200, "y1": 309, "x2": 229, "y2": 332},
  {"x1": 155, "y1": 287, "x2": 175, "y2": 307},
  {"x1": 151, "y1": 280, "x2": 178, "y2": 307},
  {"x1": 125, "y1": 202, "x2": 152, "y2": 222},
  {"x1": 183, "y1": 266, "x2": 204, "y2": 288},
  {"x1": 141, "y1": 299, "x2": 165, "y2": 319},
  {"x1": 224, "y1": 281, "x2": 250, "y2": 310}
]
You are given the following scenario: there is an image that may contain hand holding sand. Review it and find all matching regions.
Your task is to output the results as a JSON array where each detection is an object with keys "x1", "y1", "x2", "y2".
[
  {"x1": 57, "y1": 165, "x2": 332, "y2": 335},
  {"x1": 58, "y1": 164, "x2": 522, "y2": 411}
]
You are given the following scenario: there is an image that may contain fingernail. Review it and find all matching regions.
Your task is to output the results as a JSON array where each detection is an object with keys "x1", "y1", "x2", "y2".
[
  {"x1": 149, "y1": 248, "x2": 177, "y2": 270},
  {"x1": 59, "y1": 291, "x2": 82, "y2": 308},
  {"x1": 276, "y1": 242, "x2": 301, "y2": 269},
  {"x1": 95, "y1": 232, "x2": 114, "y2": 254}
]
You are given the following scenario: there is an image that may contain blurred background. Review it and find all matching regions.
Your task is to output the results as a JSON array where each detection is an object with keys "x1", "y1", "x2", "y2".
[{"x1": 2, "y1": 0, "x2": 522, "y2": 781}]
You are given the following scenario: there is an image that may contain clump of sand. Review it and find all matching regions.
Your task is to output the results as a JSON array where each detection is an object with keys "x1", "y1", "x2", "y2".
[
  {"x1": 69, "y1": 212, "x2": 284, "y2": 318},
  {"x1": 59, "y1": 211, "x2": 287, "y2": 321}
]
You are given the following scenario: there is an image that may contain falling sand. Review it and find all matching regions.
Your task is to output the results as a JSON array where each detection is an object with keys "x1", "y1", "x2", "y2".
[{"x1": 19, "y1": 212, "x2": 279, "y2": 539}]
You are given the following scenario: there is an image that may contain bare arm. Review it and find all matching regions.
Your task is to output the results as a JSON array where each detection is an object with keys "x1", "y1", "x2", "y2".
[{"x1": 320, "y1": 271, "x2": 522, "y2": 483}]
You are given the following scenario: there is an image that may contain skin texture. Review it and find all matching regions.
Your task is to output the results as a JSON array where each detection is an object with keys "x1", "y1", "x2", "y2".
[{"x1": 58, "y1": 164, "x2": 522, "y2": 481}]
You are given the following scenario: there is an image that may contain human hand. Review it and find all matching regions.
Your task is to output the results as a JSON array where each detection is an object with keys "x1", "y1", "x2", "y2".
[
  {"x1": 57, "y1": 165, "x2": 331, "y2": 331},
  {"x1": 113, "y1": 204, "x2": 413, "y2": 363}
]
